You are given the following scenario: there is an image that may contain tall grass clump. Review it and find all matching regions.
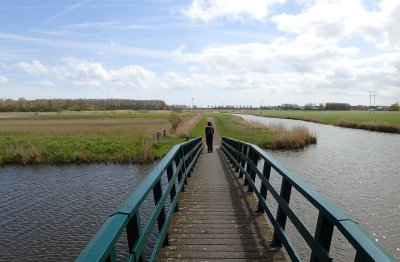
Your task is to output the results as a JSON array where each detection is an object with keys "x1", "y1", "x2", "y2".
[
  {"x1": 336, "y1": 120, "x2": 400, "y2": 133},
  {"x1": 135, "y1": 134, "x2": 154, "y2": 163},
  {"x1": 265, "y1": 125, "x2": 317, "y2": 149}
]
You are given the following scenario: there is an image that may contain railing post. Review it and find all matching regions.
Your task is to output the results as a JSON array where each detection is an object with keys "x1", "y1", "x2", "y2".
[
  {"x1": 153, "y1": 179, "x2": 169, "y2": 246},
  {"x1": 235, "y1": 142, "x2": 241, "y2": 172},
  {"x1": 232, "y1": 141, "x2": 238, "y2": 167},
  {"x1": 244, "y1": 146, "x2": 253, "y2": 186},
  {"x1": 310, "y1": 212, "x2": 334, "y2": 262},
  {"x1": 247, "y1": 149, "x2": 258, "y2": 192},
  {"x1": 257, "y1": 161, "x2": 271, "y2": 212},
  {"x1": 271, "y1": 179, "x2": 292, "y2": 247},
  {"x1": 182, "y1": 147, "x2": 189, "y2": 180},
  {"x1": 106, "y1": 247, "x2": 117, "y2": 262},
  {"x1": 167, "y1": 164, "x2": 179, "y2": 212},
  {"x1": 126, "y1": 213, "x2": 144, "y2": 261},
  {"x1": 239, "y1": 144, "x2": 247, "y2": 178},
  {"x1": 229, "y1": 140, "x2": 235, "y2": 166},
  {"x1": 175, "y1": 151, "x2": 185, "y2": 192},
  {"x1": 189, "y1": 141, "x2": 195, "y2": 171}
]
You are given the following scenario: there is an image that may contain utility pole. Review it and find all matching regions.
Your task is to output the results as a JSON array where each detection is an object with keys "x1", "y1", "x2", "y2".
[
  {"x1": 369, "y1": 91, "x2": 376, "y2": 114},
  {"x1": 191, "y1": 96, "x2": 196, "y2": 109}
]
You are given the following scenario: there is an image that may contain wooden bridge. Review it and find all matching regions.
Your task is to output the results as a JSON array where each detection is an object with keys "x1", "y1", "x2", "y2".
[
  {"x1": 158, "y1": 124, "x2": 285, "y2": 261},
  {"x1": 77, "y1": 120, "x2": 394, "y2": 262}
]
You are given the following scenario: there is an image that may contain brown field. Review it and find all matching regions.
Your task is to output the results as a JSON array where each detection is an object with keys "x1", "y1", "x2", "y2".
[
  {"x1": 0, "y1": 109, "x2": 173, "y2": 118},
  {"x1": 0, "y1": 118, "x2": 171, "y2": 137}
]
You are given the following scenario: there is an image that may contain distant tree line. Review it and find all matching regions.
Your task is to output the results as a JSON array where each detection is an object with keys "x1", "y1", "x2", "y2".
[
  {"x1": 324, "y1": 103, "x2": 351, "y2": 110},
  {"x1": 273, "y1": 103, "x2": 352, "y2": 111},
  {"x1": 0, "y1": 98, "x2": 167, "y2": 112},
  {"x1": 389, "y1": 102, "x2": 400, "y2": 111}
]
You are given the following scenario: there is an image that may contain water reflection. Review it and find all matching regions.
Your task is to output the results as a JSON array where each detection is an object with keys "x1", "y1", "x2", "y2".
[
  {"x1": 0, "y1": 164, "x2": 153, "y2": 261},
  {"x1": 238, "y1": 114, "x2": 400, "y2": 260}
]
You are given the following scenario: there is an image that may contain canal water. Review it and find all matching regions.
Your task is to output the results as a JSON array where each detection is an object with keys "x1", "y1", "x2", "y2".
[
  {"x1": 238, "y1": 114, "x2": 400, "y2": 260},
  {"x1": 0, "y1": 164, "x2": 155, "y2": 261},
  {"x1": 1, "y1": 116, "x2": 399, "y2": 261}
]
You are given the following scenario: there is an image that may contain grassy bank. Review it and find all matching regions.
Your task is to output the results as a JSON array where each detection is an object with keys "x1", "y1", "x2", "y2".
[
  {"x1": 0, "y1": 134, "x2": 182, "y2": 165},
  {"x1": 215, "y1": 114, "x2": 316, "y2": 149},
  {"x1": 249, "y1": 110, "x2": 400, "y2": 133},
  {"x1": 0, "y1": 111, "x2": 195, "y2": 166},
  {"x1": 0, "y1": 110, "x2": 321, "y2": 166}
]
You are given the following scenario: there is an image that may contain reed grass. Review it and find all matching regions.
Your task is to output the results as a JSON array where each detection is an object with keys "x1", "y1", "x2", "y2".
[
  {"x1": 0, "y1": 133, "x2": 183, "y2": 165},
  {"x1": 215, "y1": 114, "x2": 316, "y2": 149},
  {"x1": 135, "y1": 133, "x2": 154, "y2": 163},
  {"x1": 266, "y1": 125, "x2": 317, "y2": 149},
  {"x1": 336, "y1": 120, "x2": 400, "y2": 133}
]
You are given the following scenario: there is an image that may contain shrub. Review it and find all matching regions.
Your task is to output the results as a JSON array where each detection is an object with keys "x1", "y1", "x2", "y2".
[
  {"x1": 389, "y1": 102, "x2": 400, "y2": 111},
  {"x1": 168, "y1": 112, "x2": 183, "y2": 131}
]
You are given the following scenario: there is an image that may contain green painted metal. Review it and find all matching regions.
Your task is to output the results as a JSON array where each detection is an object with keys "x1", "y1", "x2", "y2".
[
  {"x1": 76, "y1": 137, "x2": 202, "y2": 262},
  {"x1": 221, "y1": 136, "x2": 394, "y2": 262}
]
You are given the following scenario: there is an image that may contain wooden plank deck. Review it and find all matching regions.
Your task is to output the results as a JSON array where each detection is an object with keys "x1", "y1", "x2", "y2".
[{"x1": 157, "y1": 120, "x2": 286, "y2": 261}]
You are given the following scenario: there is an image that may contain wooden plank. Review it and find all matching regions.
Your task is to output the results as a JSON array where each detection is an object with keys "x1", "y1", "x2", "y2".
[{"x1": 157, "y1": 125, "x2": 286, "y2": 261}]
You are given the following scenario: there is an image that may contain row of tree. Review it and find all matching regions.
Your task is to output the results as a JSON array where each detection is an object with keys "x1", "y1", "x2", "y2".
[
  {"x1": 271, "y1": 103, "x2": 351, "y2": 110},
  {"x1": 274, "y1": 102, "x2": 400, "y2": 111},
  {"x1": 0, "y1": 98, "x2": 167, "y2": 112}
]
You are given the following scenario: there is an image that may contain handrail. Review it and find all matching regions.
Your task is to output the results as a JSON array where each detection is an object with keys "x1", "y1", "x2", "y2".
[
  {"x1": 221, "y1": 136, "x2": 394, "y2": 262},
  {"x1": 76, "y1": 137, "x2": 203, "y2": 262}
]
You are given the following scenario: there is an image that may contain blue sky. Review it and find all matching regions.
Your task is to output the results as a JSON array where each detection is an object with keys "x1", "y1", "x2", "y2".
[{"x1": 0, "y1": 0, "x2": 399, "y2": 107}]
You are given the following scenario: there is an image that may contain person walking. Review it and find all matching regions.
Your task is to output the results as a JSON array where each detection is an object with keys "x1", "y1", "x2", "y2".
[{"x1": 205, "y1": 121, "x2": 214, "y2": 153}]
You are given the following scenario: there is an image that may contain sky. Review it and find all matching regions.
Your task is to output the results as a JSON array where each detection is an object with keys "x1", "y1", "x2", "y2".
[{"x1": 0, "y1": 0, "x2": 399, "y2": 107}]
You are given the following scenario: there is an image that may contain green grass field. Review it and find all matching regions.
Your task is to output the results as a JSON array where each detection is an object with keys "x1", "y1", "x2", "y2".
[
  {"x1": 242, "y1": 110, "x2": 400, "y2": 133},
  {"x1": 255, "y1": 110, "x2": 400, "y2": 127}
]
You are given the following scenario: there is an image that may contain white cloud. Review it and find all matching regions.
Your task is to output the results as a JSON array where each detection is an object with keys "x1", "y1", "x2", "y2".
[
  {"x1": 273, "y1": 0, "x2": 375, "y2": 37},
  {"x1": 39, "y1": 80, "x2": 54, "y2": 87},
  {"x1": 272, "y1": 0, "x2": 400, "y2": 51},
  {"x1": 15, "y1": 60, "x2": 56, "y2": 74},
  {"x1": 177, "y1": 35, "x2": 359, "y2": 74},
  {"x1": 63, "y1": 58, "x2": 109, "y2": 87},
  {"x1": 63, "y1": 58, "x2": 157, "y2": 88},
  {"x1": 182, "y1": 0, "x2": 286, "y2": 22},
  {"x1": 14, "y1": 58, "x2": 159, "y2": 89},
  {"x1": 0, "y1": 75, "x2": 9, "y2": 85},
  {"x1": 11, "y1": 42, "x2": 400, "y2": 104},
  {"x1": 109, "y1": 65, "x2": 156, "y2": 88}
]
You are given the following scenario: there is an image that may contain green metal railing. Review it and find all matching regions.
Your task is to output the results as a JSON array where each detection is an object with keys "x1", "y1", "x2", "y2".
[
  {"x1": 221, "y1": 137, "x2": 394, "y2": 262},
  {"x1": 77, "y1": 137, "x2": 202, "y2": 262}
]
